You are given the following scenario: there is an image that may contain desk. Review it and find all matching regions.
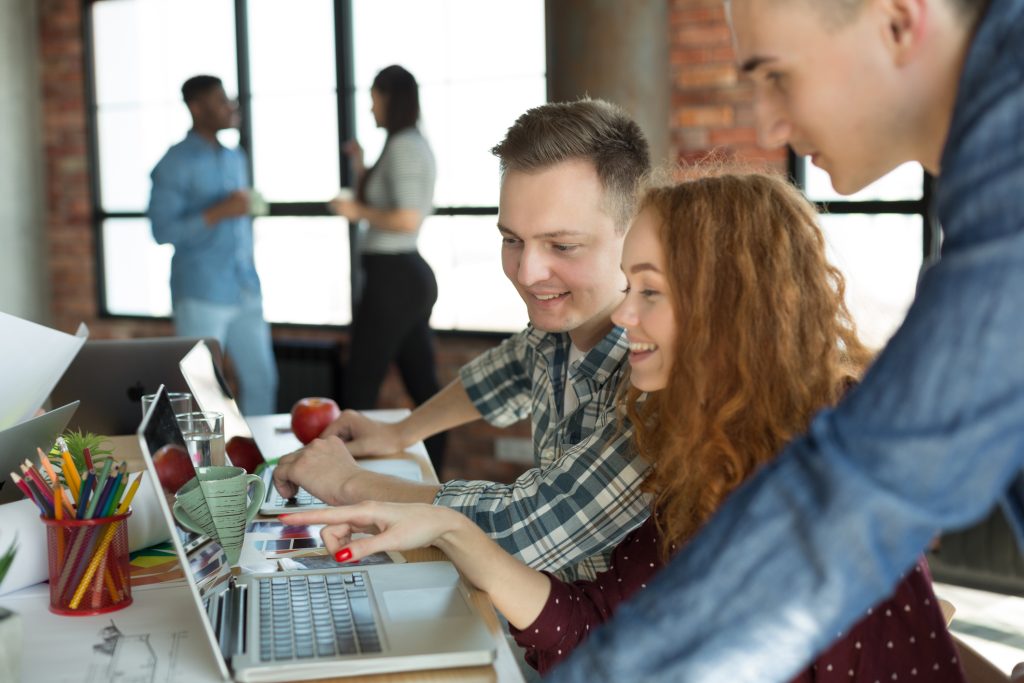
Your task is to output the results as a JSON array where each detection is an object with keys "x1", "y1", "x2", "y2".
[{"x1": 69, "y1": 414, "x2": 525, "y2": 683}]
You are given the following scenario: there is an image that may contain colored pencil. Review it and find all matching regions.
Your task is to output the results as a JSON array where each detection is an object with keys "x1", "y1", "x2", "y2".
[
  {"x1": 83, "y1": 446, "x2": 94, "y2": 474},
  {"x1": 101, "y1": 466, "x2": 125, "y2": 518},
  {"x1": 77, "y1": 473, "x2": 95, "y2": 520},
  {"x1": 115, "y1": 472, "x2": 143, "y2": 515},
  {"x1": 61, "y1": 451, "x2": 81, "y2": 504},
  {"x1": 20, "y1": 462, "x2": 54, "y2": 507},
  {"x1": 37, "y1": 448, "x2": 59, "y2": 486}
]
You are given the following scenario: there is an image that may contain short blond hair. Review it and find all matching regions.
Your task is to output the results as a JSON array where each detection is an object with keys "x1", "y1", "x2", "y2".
[{"x1": 491, "y1": 99, "x2": 651, "y2": 233}]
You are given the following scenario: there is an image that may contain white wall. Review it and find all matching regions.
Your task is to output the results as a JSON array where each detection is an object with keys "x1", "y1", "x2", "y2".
[{"x1": 0, "y1": 0, "x2": 48, "y2": 323}]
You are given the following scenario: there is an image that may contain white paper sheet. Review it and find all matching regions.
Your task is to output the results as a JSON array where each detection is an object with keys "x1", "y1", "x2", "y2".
[
  {"x1": 0, "y1": 474, "x2": 171, "y2": 596},
  {"x1": 0, "y1": 312, "x2": 88, "y2": 429},
  {"x1": 0, "y1": 581, "x2": 224, "y2": 683}
]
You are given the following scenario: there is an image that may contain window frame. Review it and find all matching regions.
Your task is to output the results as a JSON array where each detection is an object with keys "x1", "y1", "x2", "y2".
[
  {"x1": 83, "y1": 0, "x2": 509, "y2": 338},
  {"x1": 788, "y1": 151, "x2": 941, "y2": 262}
]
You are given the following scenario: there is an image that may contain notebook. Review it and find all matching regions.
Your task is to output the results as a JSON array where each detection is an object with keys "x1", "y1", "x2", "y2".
[
  {"x1": 50, "y1": 336, "x2": 221, "y2": 435},
  {"x1": 137, "y1": 385, "x2": 495, "y2": 682},
  {"x1": 0, "y1": 401, "x2": 78, "y2": 505},
  {"x1": 178, "y1": 340, "x2": 424, "y2": 515}
]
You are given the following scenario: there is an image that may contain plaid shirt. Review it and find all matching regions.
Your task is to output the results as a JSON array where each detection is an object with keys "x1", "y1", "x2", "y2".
[{"x1": 434, "y1": 325, "x2": 651, "y2": 581}]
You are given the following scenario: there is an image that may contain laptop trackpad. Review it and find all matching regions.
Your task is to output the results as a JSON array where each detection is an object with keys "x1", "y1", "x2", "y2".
[{"x1": 382, "y1": 587, "x2": 471, "y2": 621}]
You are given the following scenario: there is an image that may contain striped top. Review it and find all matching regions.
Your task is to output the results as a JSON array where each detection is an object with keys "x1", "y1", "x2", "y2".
[{"x1": 361, "y1": 127, "x2": 436, "y2": 254}]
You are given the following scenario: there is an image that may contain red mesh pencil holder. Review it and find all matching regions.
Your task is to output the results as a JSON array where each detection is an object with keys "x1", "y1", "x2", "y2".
[{"x1": 43, "y1": 509, "x2": 133, "y2": 616}]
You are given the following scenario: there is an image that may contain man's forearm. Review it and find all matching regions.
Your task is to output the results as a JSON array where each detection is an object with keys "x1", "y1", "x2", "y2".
[
  {"x1": 340, "y1": 469, "x2": 440, "y2": 505},
  {"x1": 396, "y1": 378, "x2": 481, "y2": 447}
]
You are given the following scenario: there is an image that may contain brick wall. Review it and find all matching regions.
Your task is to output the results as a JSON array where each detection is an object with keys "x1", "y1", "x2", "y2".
[
  {"x1": 36, "y1": 0, "x2": 778, "y2": 483},
  {"x1": 669, "y1": 0, "x2": 787, "y2": 171}
]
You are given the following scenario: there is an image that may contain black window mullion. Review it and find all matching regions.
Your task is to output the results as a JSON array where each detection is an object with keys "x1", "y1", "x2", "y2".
[
  {"x1": 922, "y1": 172, "x2": 941, "y2": 262},
  {"x1": 82, "y1": 1, "x2": 109, "y2": 315},
  {"x1": 234, "y1": 0, "x2": 254, "y2": 181}
]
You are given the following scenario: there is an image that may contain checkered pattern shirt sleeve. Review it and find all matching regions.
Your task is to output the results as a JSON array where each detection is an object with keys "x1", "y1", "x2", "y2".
[
  {"x1": 434, "y1": 420, "x2": 649, "y2": 580},
  {"x1": 459, "y1": 329, "x2": 535, "y2": 427},
  {"x1": 443, "y1": 326, "x2": 651, "y2": 581}
]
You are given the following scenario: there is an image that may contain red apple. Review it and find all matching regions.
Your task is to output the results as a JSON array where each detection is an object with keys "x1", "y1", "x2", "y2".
[
  {"x1": 152, "y1": 444, "x2": 194, "y2": 495},
  {"x1": 226, "y1": 435, "x2": 265, "y2": 473},
  {"x1": 290, "y1": 397, "x2": 341, "y2": 445}
]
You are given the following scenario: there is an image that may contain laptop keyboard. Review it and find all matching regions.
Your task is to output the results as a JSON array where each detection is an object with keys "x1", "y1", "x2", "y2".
[
  {"x1": 258, "y1": 572, "x2": 382, "y2": 661},
  {"x1": 266, "y1": 483, "x2": 322, "y2": 508}
]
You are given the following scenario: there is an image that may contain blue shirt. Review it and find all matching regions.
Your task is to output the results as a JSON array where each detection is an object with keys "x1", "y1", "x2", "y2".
[
  {"x1": 148, "y1": 131, "x2": 261, "y2": 306},
  {"x1": 548, "y1": 1, "x2": 1024, "y2": 681}
]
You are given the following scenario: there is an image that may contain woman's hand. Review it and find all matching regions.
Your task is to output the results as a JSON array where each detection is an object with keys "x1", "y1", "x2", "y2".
[
  {"x1": 343, "y1": 139, "x2": 365, "y2": 175},
  {"x1": 281, "y1": 502, "x2": 465, "y2": 562},
  {"x1": 328, "y1": 196, "x2": 362, "y2": 221},
  {"x1": 284, "y1": 501, "x2": 554, "y2": 629}
]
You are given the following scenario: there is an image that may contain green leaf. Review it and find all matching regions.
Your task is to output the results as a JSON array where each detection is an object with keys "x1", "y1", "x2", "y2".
[
  {"x1": 48, "y1": 429, "x2": 114, "y2": 484},
  {"x1": 0, "y1": 538, "x2": 17, "y2": 587}
]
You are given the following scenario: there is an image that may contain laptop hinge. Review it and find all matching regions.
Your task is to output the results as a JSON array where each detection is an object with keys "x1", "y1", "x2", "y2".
[{"x1": 215, "y1": 577, "x2": 247, "y2": 664}]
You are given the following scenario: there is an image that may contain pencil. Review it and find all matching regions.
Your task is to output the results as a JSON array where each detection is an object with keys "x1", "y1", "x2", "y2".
[
  {"x1": 86, "y1": 458, "x2": 112, "y2": 519},
  {"x1": 38, "y1": 448, "x2": 59, "y2": 486},
  {"x1": 54, "y1": 480, "x2": 65, "y2": 559},
  {"x1": 61, "y1": 451, "x2": 81, "y2": 504},
  {"x1": 68, "y1": 523, "x2": 117, "y2": 609},
  {"x1": 10, "y1": 473, "x2": 43, "y2": 514},
  {"x1": 83, "y1": 446, "x2": 94, "y2": 474},
  {"x1": 102, "y1": 466, "x2": 125, "y2": 518},
  {"x1": 20, "y1": 462, "x2": 55, "y2": 507},
  {"x1": 77, "y1": 473, "x2": 95, "y2": 520},
  {"x1": 115, "y1": 472, "x2": 143, "y2": 515},
  {"x1": 18, "y1": 474, "x2": 53, "y2": 517}
]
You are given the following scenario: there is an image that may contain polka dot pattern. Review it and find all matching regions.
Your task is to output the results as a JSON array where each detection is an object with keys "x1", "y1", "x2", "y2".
[{"x1": 509, "y1": 519, "x2": 966, "y2": 682}]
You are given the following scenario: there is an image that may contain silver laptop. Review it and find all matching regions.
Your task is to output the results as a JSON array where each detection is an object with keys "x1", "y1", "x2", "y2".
[
  {"x1": 178, "y1": 341, "x2": 423, "y2": 515},
  {"x1": 137, "y1": 386, "x2": 495, "y2": 682},
  {"x1": 50, "y1": 336, "x2": 221, "y2": 435},
  {"x1": 0, "y1": 401, "x2": 78, "y2": 505}
]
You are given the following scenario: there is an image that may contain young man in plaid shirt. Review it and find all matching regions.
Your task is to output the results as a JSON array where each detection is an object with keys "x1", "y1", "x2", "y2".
[{"x1": 275, "y1": 99, "x2": 652, "y2": 580}]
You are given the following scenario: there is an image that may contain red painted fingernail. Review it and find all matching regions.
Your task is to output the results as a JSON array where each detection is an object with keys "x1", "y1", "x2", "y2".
[{"x1": 334, "y1": 548, "x2": 353, "y2": 563}]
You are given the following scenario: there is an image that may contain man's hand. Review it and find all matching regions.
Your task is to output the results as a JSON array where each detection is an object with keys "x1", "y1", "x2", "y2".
[
  {"x1": 272, "y1": 436, "x2": 361, "y2": 505},
  {"x1": 204, "y1": 190, "x2": 250, "y2": 225},
  {"x1": 320, "y1": 409, "x2": 408, "y2": 456}
]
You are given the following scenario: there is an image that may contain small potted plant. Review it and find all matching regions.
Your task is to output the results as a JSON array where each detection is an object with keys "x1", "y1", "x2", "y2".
[{"x1": 0, "y1": 537, "x2": 21, "y2": 682}]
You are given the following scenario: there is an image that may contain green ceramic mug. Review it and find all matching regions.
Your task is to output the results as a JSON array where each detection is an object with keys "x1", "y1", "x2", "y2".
[{"x1": 173, "y1": 466, "x2": 265, "y2": 565}]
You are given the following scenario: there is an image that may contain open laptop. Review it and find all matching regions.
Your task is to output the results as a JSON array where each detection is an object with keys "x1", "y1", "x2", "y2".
[
  {"x1": 137, "y1": 386, "x2": 495, "y2": 681},
  {"x1": 50, "y1": 336, "x2": 221, "y2": 435},
  {"x1": 0, "y1": 401, "x2": 78, "y2": 504},
  {"x1": 178, "y1": 341, "x2": 423, "y2": 515}
]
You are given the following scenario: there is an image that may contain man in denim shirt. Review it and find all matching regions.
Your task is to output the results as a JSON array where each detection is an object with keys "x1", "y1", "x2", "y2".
[
  {"x1": 148, "y1": 75, "x2": 277, "y2": 415},
  {"x1": 549, "y1": 0, "x2": 1024, "y2": 681}
]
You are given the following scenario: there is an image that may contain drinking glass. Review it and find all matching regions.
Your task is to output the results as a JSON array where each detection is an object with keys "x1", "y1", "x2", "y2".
[
  {"x1": 141, "y1": 391, "x2": 192, "y2": 419},
  {"x1": 176, "y1": 412, "x2": 225, "y2": 468}
]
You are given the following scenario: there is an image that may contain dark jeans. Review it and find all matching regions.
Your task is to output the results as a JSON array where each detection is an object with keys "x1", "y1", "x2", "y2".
[{"x1": 345, "y1": 252, "x2": 446, "y2": 472}]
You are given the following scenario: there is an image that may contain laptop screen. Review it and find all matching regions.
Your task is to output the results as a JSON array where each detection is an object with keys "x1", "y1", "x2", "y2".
[
  {"x1": 178, "y1": 340, "x2": 253, "y2": 449},
  {"x1": 139, "y1": 386, "x2": 231, "y2": 592},
  {"x1": 137, "y1": 385, "x2": 234, "y2": 680}
]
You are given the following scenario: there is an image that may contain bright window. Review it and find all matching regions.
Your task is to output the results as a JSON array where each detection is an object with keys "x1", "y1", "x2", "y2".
[
  {"x1": 796, "y1": 157, "x2": 931, "y2": 349},
  {"x1": 89, "y1": 0, "x2": 546, "y2": 333}
]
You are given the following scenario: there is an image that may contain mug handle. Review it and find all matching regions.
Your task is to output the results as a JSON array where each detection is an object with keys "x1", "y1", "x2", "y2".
[
  {"x1": 243, "y1": 474, "x2": 267, "y2": 524},
  {"x1": 172, "y1": 499, "x2": 206, "y2": 535}
]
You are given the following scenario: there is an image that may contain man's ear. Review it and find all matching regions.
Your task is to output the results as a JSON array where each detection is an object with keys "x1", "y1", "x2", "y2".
[{"x1": 877, "y1": 0, "x2": 927, "y2": 66}]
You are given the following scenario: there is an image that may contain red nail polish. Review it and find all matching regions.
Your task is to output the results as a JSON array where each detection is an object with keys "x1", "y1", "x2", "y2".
[{"x1": 334, "y1": 548, "x2": 352, "y2": 563}]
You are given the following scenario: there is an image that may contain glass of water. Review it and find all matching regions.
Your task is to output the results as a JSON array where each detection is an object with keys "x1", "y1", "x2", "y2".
[
  {"x1": 141, "y1": 391, "x2": 192, "y2": 419},
  {"x1": 176, "y1": 412, "x2": 225, "y2": 468}
]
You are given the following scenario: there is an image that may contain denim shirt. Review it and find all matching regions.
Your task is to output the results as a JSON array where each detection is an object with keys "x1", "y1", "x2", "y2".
[
  {"x1": 148, "y1": 131, "x2": 261, "y2": 306},
  {"x1": 548, "y1": 1, "x2": 1024, "y2": 681}
]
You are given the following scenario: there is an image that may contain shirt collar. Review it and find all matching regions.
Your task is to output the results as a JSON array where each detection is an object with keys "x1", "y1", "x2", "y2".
[{"x1": 527, "y1": 324, "x2": 630, "y2": 387}]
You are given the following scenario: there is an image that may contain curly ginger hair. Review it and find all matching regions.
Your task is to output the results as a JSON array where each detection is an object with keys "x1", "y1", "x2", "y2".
[{"x1": 623, "y1": 172, "x2": 873, "y2": 558}]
